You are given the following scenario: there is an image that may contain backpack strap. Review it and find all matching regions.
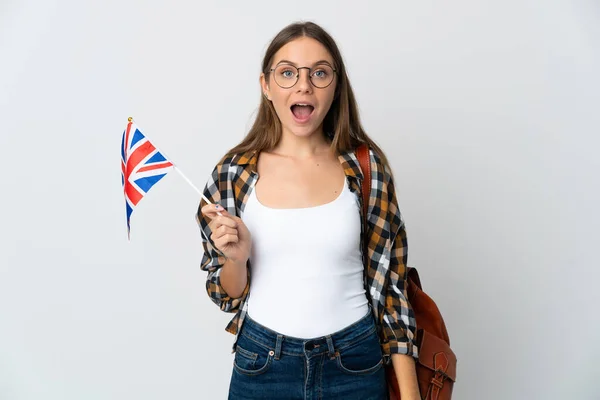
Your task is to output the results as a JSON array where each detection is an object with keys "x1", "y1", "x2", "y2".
[
  {"x1": 356, "y1": 143, "x2": 373, "y2": 273},
  {"x1": 356, "y1": 144, "x2": 371, "y2": 226}
]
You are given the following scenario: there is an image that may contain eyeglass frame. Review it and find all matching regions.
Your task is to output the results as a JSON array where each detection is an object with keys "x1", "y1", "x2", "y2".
[{"x1": 268, "y1": 63, "x2": 338, "y2": 89}]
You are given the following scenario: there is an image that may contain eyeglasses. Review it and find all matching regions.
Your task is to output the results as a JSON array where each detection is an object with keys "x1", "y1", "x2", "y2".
[{"x1": 269, "y1": 64, "x2": 337, "y2": 89}]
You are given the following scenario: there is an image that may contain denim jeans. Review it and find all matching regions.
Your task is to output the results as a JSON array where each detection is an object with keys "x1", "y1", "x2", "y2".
[{"x1": 228, "y1": 310, "x2": 387, "y2": 400}]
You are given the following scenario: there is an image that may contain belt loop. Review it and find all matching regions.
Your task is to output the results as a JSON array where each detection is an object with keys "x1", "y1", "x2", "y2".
[
  {"x1": 274, "y1": 334, "x2": 283, "y2": 360},
  {"x1": 326, "y1": 335, "x2": 335, "y2": 358}
]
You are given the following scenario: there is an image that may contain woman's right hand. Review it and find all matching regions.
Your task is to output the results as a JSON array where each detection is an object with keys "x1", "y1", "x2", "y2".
[{"x1": 200, "y1": 204, "x2": 252, "y2": 265}]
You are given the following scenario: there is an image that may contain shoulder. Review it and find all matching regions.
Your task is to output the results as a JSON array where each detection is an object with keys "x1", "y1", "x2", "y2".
[
  {"x1": 200, "y1": 150, "x2": 257, "y2": 209},
  {"x1": 367, "y1": 147, "x2": 393, "y2": 186},
  {"x1": 209, "y1": 150, "x2": 258, "y2": 177},
  {"x1": 339, "y1": 145, "x2": 391, "y2": 185}
]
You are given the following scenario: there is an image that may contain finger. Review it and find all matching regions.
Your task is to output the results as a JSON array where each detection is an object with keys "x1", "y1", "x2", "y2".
[
  {"x1": 215, "y1": 233, "x2": 239, "y2": 248},
  {"x1": 200, "y1": 204, "x2": 227, "y2": 219},
  {"x1": 208, "y1": 220, "x2": 236, "y2": 236},
  {"x1": 212, "y1": 226, "x2": 237, "y2": 240},
  {"x1": 212, "y1": 215, "x2": 238, "y2": 229}
]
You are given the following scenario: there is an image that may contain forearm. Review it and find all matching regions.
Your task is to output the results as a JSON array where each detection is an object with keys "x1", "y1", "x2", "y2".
[
  {"x1": 391, "y1": 353, "x2": 420, "y2": 400},
  {"x1": 219, "y1": 259, "x2": 248, "y2": 298}
]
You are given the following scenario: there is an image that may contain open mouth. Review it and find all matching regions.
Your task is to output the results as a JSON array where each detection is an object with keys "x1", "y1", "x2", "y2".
[{"x1": 290, "y1": 103, "x2": 315, "y2": 122}]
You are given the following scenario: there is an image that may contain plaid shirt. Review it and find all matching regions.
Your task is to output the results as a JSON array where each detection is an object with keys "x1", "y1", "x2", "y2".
[{"x1": 196, "y1": 148, "x2": 418, "y2": 359}]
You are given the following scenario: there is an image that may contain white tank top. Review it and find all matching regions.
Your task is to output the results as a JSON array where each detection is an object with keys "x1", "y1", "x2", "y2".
[{"x1": 242, "y1": 177, "x2": 369, "y2": 338}]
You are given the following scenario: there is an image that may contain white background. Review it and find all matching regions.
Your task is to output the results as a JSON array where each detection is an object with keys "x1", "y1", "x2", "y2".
[{"x1": 1, "y1": 0, "x2": 599, "y2": 399}]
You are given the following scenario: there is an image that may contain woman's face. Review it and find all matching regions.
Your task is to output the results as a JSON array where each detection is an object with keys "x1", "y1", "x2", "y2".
[{"x1": 261, "y1": 37, "x2": 337, "y2": 140}]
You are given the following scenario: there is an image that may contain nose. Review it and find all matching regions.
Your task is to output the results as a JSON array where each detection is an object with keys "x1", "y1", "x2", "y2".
[{"x1": 296, "y1": 68, "x2": 313, "y2": 93}]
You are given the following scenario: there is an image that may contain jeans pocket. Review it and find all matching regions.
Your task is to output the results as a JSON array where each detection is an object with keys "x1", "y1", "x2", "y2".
[
  {"x1": 233, "y1": 334, "x2": 274, "y2": 376},
  {"x1": 335, "y1": 329, "x2": 384, "y2": 376}
]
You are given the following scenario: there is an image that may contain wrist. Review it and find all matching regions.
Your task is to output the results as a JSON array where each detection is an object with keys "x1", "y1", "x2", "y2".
[{"x1": 224, "y1": 257, "x2": 247, "y2": 269}]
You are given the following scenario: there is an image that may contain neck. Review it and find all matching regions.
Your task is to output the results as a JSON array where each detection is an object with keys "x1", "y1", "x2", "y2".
[{"x1": 274, "y1": 127, "x2": 332, "y2": 159}]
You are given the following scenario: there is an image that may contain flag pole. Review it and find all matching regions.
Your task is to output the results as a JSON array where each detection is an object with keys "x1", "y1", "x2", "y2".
[
  {"x1": 173, "y1": 165, "x2": 205, "y2": 200},
  {"x1": 173, "y1": 165, "x2": 220, "y2": 214}
]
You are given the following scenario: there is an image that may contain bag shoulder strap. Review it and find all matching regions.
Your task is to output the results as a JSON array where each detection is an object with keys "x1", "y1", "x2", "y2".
[{"x1": 356, "y1": 144, "x2": 371, "y2": 230}]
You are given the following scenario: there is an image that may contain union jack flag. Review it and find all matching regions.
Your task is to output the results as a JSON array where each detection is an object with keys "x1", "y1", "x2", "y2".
[{"x1": 121, "y1": 119, "x2": 173, "y2": 238}]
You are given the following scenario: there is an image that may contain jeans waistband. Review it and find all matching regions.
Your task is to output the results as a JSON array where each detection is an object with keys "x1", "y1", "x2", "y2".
[{"x1": 239, "y1": 309, "x2": 377, "y2": 359}]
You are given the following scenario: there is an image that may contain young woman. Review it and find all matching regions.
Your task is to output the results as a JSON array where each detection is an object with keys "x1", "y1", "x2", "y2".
[{"x1": 198, "y1": 21, "x2": 419, "y2": 400}]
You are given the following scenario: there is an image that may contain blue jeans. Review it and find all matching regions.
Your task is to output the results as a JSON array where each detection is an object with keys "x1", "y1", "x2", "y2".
[{"x1": 228, "y1": 310, "x2": 387, "y2": 400}]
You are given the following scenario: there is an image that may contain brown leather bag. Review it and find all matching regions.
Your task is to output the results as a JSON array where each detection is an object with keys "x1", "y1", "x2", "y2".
[{"x1": 356, "y1": 144, "x2": 457, "y2": 400}]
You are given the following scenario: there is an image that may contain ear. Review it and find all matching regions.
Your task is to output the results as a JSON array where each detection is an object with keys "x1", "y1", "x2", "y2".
[{"x1": 260, "y1": 73, "x2": 271, "y2": 101}]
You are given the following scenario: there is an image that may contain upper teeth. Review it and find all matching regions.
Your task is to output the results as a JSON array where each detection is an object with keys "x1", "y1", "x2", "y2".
[{"x1": 296, "y1": 103, "x2": 309, "y2": 106}]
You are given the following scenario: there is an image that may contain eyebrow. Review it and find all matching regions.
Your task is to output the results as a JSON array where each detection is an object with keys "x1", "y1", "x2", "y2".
[{"x1": 275, "y1": 59, "x2": 334, "y2": 67}]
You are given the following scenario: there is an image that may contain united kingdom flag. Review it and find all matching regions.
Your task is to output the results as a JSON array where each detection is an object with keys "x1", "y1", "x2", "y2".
[{"x1": 121, "y1": 118, "x2": 173, "y2": 239}]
